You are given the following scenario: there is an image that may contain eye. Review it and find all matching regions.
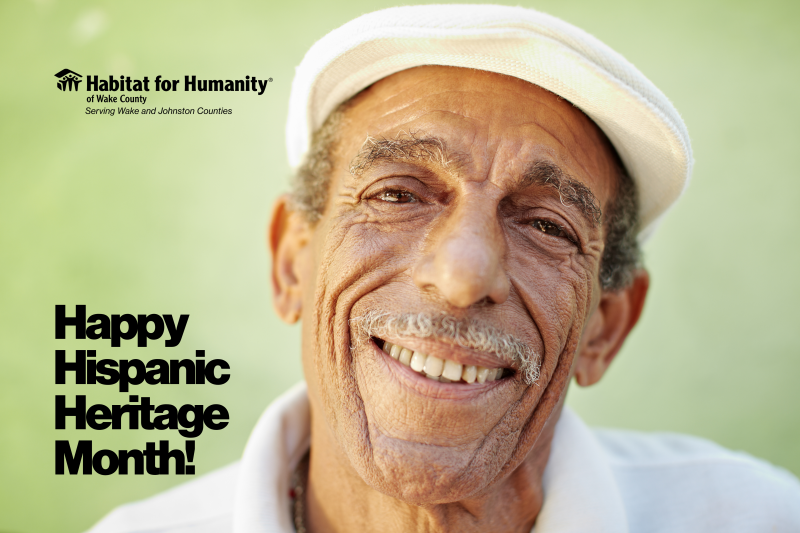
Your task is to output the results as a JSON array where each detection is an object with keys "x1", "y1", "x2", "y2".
[
  {"x1": 530, "y1": 219, "x2": 570, "y2": 239},
  {"x1": 375, "y1": 190, "x2": 418, "y2": 204}
]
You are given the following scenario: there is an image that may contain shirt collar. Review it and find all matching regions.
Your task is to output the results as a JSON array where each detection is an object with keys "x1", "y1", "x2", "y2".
[{"x1": 534, "y1": 407, "x2": 629, "y2": 532}]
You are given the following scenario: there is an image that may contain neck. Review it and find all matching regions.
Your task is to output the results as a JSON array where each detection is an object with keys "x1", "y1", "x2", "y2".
[{"x1": 302, "y1": 410, "x2": 559, "y2": 533}]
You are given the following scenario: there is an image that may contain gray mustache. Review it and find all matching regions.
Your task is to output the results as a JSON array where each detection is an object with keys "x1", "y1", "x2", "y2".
[{"x1": 350, "y1": 310, "x2": 540, "y2": 385}]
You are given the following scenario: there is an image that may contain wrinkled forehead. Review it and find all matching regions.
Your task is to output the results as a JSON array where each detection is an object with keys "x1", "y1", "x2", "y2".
[{"x1": 336, "y1": 66, "x2": 621, "y2": 207}]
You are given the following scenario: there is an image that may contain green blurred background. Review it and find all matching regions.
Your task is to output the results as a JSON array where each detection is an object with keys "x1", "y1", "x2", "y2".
[{"x1": 1, "y1": 0, "x2": 798, "y2": 531}]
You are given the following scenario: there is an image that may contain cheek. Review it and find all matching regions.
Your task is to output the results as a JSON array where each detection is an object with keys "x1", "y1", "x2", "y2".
[
  {"x1": 559, "y1": 253, "x2": 596, "y2": 316},
  {"x1": 304, "y1": 214, "x2": 423, "y2": 418},
  {"x1": 323, "y1": 212, "x2": 426, "y2": 282},
  {"x1": 508, "y1": 245, "x2": 597, "y2": 358}
]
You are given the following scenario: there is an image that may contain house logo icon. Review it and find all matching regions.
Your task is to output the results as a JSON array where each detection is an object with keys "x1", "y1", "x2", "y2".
[{"x1": 55, "y1": 69, "x2": 83, "y2": 91}]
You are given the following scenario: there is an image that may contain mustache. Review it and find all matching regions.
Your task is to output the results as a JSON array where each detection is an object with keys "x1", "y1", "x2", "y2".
[{"x1": 350, "y1": 310, "x2": 540, "y2": 385}]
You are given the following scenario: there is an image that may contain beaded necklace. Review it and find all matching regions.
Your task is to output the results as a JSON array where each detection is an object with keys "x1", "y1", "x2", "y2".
[{"x1": 289, "y1": 452, "x2": 310, "y2": 533}]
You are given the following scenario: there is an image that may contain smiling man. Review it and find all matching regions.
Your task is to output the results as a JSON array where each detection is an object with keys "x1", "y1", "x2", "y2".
[
  {"x1": 272, "y1": 64, "x2": 647, "y2": 531},
  {"x1": 89, "y1": 5, "x2": 800, "y2": 533}
]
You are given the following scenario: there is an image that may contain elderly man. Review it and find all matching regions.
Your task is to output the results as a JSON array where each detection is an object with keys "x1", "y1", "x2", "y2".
[{"x1": 90, "y1": 5, "x2": 800, "y2": 533}]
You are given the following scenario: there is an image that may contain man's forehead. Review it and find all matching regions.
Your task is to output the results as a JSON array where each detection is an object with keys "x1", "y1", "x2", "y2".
[{"x1": 350, "y1": 66, "x2": 599, "y2": 134}]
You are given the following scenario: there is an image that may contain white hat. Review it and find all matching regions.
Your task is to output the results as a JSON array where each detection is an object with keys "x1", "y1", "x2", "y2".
[{"x1": 286, "y1": 4, "x2": 693, "y2": 241}]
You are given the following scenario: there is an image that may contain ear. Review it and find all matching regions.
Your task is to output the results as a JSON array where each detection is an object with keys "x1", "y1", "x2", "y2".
[
  {"x1": 268, "y1": 195, "x2": 312, "y2": 324},
  {"x1": 574, "y1": 270, "x2": 650, "y2": 387}
]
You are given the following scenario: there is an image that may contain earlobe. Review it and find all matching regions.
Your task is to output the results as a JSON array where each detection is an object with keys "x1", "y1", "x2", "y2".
[
  {"x1": 268, "y1": 195, "x2": 311, "y2": 324},
  {"x1": 574, "y1": 270, "x2": 650, "y2": 387}
]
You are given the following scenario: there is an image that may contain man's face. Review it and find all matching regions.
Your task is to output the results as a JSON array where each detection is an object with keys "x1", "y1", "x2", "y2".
[{"x1": 289, "y1": 66, "x2": 622, "y2": 503}]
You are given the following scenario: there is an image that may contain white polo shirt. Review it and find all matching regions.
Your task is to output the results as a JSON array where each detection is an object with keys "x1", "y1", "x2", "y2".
[{"x1": 88, "y1": 383, "x2": 800, "y2": 533}]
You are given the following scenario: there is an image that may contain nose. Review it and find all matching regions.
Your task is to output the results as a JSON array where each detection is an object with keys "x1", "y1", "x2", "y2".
[{"x1": 412, "y1": 199, "x2": 510, "y2": 308}]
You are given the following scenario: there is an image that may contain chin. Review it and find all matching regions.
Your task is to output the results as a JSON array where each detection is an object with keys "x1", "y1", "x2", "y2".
[{"x1": 353, "y1": 431, "x2": 506, "y2": 504}]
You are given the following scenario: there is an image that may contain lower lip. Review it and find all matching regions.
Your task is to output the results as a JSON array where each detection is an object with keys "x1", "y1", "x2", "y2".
[{"x1": 370, "y1": 339, "x2": 506, "y2": 400}]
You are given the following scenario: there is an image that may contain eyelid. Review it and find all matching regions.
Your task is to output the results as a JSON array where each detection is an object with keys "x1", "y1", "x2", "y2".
[
  {"x1": 375, "y1": 189, "x2": 419, "y2": 203},
  {"x1": 362, "y1": 176, "x2": 433, "y2": 202},
  {"x1": 368, "y1": 185, "x2": 417, "y2": 198},
  {"x1": 523, "y1": 215, "x2": 580, "y2": 247}
]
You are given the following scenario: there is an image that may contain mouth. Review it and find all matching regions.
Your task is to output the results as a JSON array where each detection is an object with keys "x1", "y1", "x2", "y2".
[{"x1": 375, "y1": 338, "x2": 508, "y2": 384}]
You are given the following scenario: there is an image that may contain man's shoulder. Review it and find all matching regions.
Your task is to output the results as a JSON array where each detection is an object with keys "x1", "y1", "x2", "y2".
[
  {"x1": 86, "y1": 461, "x2": 239, "y2": 533},
  {"x1": 592, "y1": 428, "x2": 800, "y2": 532}
]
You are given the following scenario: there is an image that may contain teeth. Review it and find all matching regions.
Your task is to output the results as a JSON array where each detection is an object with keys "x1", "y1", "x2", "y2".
[
  {"x1": 423, "y1": 356, "x2": 444, "y2": 377},
  {"x1": 381, "y1": 340, "x2": 504, "y2": 385},
  {"x1": 385, "y1": 343, "x2": 396, "y2": 359},
  {"x1": 398, "y1": 348, "x2": 413, "y2": 366},
  {"x1": 410, "y1": 351, "x2": 427, "y2": 372},
  {"x1": 442, "y1": 359, "x2": 463, "y2": 381},
  {"x1": 462, "y1": 365, "x2": 477, "y2": 384},
  {"x1": 390, "y1": 345, "x2": 402, "y2": 360}
]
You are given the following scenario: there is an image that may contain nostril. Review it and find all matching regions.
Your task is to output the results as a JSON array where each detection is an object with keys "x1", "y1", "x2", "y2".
[{"x1": 414, "y1": 258, "x2": 510, "y2": 308}]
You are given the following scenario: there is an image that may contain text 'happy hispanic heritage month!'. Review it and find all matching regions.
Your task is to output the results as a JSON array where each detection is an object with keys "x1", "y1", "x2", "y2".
[{"x1": 54, "y1": 305, "x2": 230, "y2": 476}]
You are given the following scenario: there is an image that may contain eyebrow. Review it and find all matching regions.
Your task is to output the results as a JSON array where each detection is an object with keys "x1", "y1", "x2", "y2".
[
  {"x1": 348, "y1": 134, "x2": 602, "y2": 228},
  {"x1": 348, "y1": 133, "x2": 456, "y2": 176},
  {"x1": 519, "y1": 161, "x2": 602, "y2": 228}
]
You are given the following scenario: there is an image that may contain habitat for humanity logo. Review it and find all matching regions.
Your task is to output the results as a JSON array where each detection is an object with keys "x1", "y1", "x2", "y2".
[
  {"x1": 54, "y1": 67, "x2": 274, "y2": 117},
  {"x1": 55, "y1": 69, "x2": 83, "y2": 91}
]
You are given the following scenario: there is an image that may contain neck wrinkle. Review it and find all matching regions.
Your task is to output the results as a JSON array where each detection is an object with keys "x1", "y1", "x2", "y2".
[{"x1": 304, "y1": 404, "x2": 557, "y2": 533}]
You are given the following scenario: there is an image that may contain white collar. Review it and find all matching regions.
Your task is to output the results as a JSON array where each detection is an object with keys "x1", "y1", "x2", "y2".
[{"x1": 232, "y1": 382, "x2": 627, "y2": 533}]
